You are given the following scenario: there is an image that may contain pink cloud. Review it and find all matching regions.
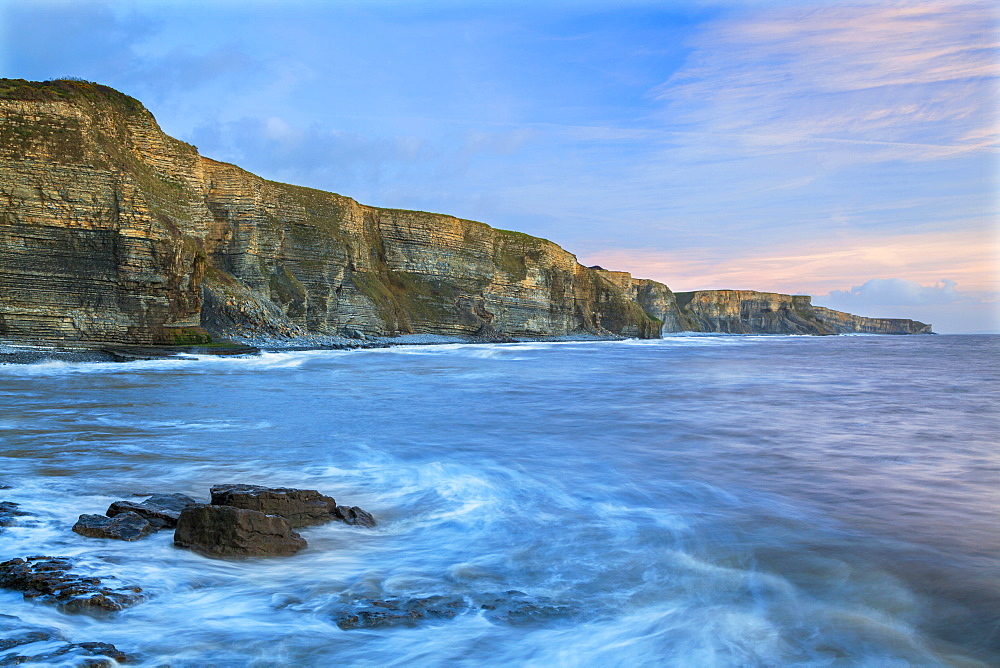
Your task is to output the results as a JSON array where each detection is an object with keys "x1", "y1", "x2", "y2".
[{"x1": 579, "y1": 227, "x2": 999, "y2": 297}]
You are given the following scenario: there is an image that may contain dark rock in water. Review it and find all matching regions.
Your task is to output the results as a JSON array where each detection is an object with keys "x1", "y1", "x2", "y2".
[
  {"x1": 334, "y1": 595, "x2": 467, "y2": 630},
  {"x1": 73, "y1": 512, "x2": 154, "y2": 541},
  {"x1": 210, "y1": 483, "x2": 377, "y2": 528},
  {"x1": 0, "y1": 615, "x2": 130, "y2": 665},
  {"x1": 210, "y1": 484, "x2": 337, "y2": 527},
  {"x1": 331, "y1": 590, "x2": 575, "y2": 630},
  {"x1": 174, "y1": 504, "x2": 307, "y2": 557},
  {"x1": 0, "y1": 557, "x2": 143, "y2": 614},
  {"x1": 476, "y1": 590, "x2": 575, "y2": 626},
  {"x1": 107, "y1": 492, "x2": 198, "y2": 529},
  {"x1": 334, "y1": 505, "x2": 377, "y2": 528},
  {"x1": 0, "y1": 501, "x2": 30, "y2": 531}
]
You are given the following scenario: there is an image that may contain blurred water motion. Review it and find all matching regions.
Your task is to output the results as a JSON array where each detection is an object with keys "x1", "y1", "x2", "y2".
[{"x1": 0, "y1": 335, "x2": 997, "y2": 666}]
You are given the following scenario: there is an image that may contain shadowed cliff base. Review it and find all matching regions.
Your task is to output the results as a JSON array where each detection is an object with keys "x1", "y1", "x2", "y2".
[{"x1": 0, "y1": 78, "x2": 930, "y2": 349}]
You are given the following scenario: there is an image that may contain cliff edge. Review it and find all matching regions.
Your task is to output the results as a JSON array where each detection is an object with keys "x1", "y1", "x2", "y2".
[{"x1": 0, "y1": 79, "x2": 931, "y2": 345}]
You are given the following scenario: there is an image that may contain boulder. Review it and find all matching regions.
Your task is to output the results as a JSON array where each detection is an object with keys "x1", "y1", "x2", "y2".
[
  {"x1": 0, "y1": 557, "x2": 143, "y2": 614},
  {"x1": 334, "y1": 505, "x2": 377, "y2": 528},
  {"x1": 106, "y1": 492, "x2": 198, "y2": 529},
  {"x1": 174, "y1": 504, "x2": 307, "y2": 557},
  {"x1": 211, "y1": 483, "x2": 376, "y2": 528},
  {"x1": 210, "y1": 484, "x2": 338, "y2": 527},
  {"x1": 73, "y1": 512, "x2": 154, "y2": 541}
]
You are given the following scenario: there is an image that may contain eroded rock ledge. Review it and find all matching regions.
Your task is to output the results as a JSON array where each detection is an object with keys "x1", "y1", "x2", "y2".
[{"x1": 0, "y1": 78, "x2": 931, "y2": 346}]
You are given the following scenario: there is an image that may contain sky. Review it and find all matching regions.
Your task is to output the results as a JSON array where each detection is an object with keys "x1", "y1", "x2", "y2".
[{"x1": 1, "y1": 0, "x2": 997, "y2": 333}]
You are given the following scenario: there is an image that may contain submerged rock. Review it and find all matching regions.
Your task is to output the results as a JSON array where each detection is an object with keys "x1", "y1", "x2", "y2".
[
  {"x1": 106, "y1": 492, "x2": 199, "y2": 529},
  {"x1": 0, "y1": 557, "x2": 143, "y2": 614},
  {"x1": 334, "y1": 595, "x2": 467, "y2": 630},
  {"x1": 174, "y1": 504, "x2": 307, "y2": 557},
  {"x1": 331, "y1": 590, "x2": 575, "y2": 630},
  {"x1": 0, "y1": 614, "x2": 130, "y2": 666},
  {"x1": 211, "y1": 483, "x2": 375, "y2": 528},
  {"x1": 0, "y1": 501, "x2": 30, "y2": 532},
  {"x1": 73, "y1": 511, "x2": 154, "y2": 541},
  {"x1": 476, "y1": 590, "x2": 575, "y2": 626}
]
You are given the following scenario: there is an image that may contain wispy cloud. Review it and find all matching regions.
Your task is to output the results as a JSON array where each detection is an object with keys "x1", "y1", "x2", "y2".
[
  {"x1": 580, "y1": 227, "x2": 999, "y2": 296},
  {"x1": 654, "y1": 1, "x2": 999, "y2": 159}
]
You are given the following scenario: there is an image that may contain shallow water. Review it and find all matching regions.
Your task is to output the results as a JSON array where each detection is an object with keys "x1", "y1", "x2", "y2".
[{"x1": 1, "y1": 335, "x2": 998, "y2": 666}]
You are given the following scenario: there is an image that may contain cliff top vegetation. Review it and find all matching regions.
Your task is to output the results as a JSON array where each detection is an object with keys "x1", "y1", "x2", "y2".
[{"x1": 0, "y1": 78, "x2": 146, "y2": 115}]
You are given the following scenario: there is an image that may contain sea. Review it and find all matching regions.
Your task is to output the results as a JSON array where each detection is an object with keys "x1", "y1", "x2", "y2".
[{"x1": 0, "y1": 334, "x2": 997, "y2": 667}]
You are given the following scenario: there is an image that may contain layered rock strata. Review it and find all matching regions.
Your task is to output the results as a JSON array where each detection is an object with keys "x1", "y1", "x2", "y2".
[
  {"x1": 0, "y1": 79, "x2": 931, "y2": 343},
  {"x1": 672, "y1": 291, "x2": 931, "y2": 335}
]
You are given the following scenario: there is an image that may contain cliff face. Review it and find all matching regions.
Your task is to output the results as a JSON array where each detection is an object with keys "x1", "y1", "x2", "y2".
[
  {"x1": 0, "y1": 79, "x2": 664, "y2": 344},
  {"x1": 674, "y1": 291, "x2": 932, "y2": 335},
  {"x1": 0, "y1": 80, "x2": 931, "y2": 345},
  {"x1": 810, "y1": 305, "x2": 932, "y2": 335}
]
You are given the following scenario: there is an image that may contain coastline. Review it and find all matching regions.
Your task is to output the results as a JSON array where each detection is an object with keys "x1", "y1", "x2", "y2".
[
  {"x1": 0, "y1": 328, "x2": 950, "y2": 366},
  {"x1": 0, "y1": 331, "x2": 632, "y2": 365}
]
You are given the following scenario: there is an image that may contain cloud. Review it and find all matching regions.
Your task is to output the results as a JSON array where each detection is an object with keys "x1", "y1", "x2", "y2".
[
  {"x1": 819, "y1": 277, "x2": 999, "y2": 333},
  {"x1": 826, "y1": 277, "x2": 963, "y2": 306},
  {"x1": 578, "y1": 226, "x2": 998, "y2": 294},
  {"x1": 653, "y1": 1, "x2": 999, "y2": 160}
]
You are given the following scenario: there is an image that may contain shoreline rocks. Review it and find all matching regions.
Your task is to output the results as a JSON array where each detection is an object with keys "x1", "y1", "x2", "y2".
[
  {"x1": 0, "y1": 556, "x2": 144, "y2": 614},
  {"x1": 68, "y1": 484, "x2": 374, "y2": 557}
]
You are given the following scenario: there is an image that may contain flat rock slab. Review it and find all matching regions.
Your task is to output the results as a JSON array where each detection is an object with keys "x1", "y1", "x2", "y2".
[
  {"x1": 210, "y1": 484, "x2": 338, "y2": 528},
  {"x1": 73, "y1": 511, "x2": 154, "y2": 541},
  {"x1": 107, "y1": 492, "x2": 199, "y2": 529},
  {"x1": 0, "y1": 557, "x2": 143, "y2": 614},
  {"x1": 174, "y1": 504, "x2": 307, "y2": 558}
]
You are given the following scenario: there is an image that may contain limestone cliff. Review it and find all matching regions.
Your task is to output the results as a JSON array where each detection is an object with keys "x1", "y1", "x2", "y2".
[
  {"x1": 0, "y1": 79, "x2": 931, "y2": 345},
  {"x1": 0, "y1": 79, "x2": 664, "y2": 344},
  {"x1": 673, "y1": 291, "x2": 932, "y2": 335}
]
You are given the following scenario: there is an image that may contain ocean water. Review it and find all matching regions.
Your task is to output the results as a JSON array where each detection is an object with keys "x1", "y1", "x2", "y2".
[{"x1": 0, "y1": 334, "x2": 997, "y2": 667}]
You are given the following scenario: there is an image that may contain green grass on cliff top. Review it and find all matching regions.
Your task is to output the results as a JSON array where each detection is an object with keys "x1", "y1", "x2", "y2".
[{"x1": 0, "y1": 78, "x2": 146, "y2": 115}]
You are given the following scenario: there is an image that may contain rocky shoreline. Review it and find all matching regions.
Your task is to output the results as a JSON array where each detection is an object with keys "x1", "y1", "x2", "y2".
[
  {"x1": 0, "y1": 483, "x2": 377, "y2": 664},
  {"x1": 0, "y1": 331, "x2": 635, "y2": 365},
  {"x1": 0, "y1": 481, "x2": 585, "y2": 664}
]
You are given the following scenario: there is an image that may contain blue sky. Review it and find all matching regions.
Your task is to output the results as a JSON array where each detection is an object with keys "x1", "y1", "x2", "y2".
[{"x1": 1, "y1": 0, "x2": 997, "y2": 332}]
